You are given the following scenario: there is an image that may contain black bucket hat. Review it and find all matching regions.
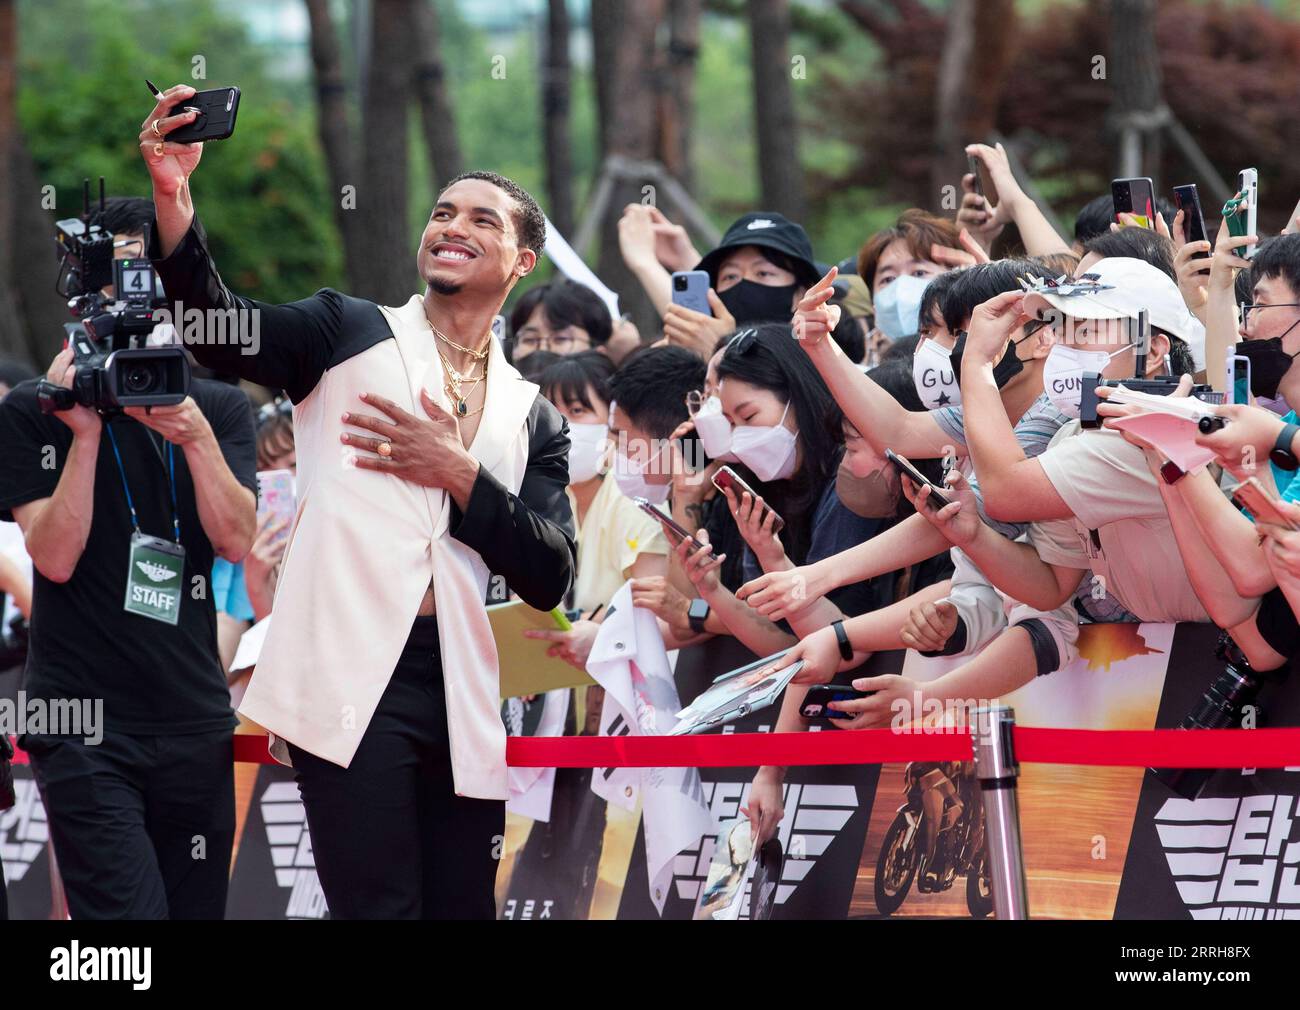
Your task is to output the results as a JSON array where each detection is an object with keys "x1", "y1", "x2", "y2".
[{"x1": 695, "y1": 212, "x2": 821, "y2": 289}]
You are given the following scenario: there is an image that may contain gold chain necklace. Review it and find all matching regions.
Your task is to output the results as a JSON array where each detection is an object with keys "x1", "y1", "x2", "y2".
[
  {"x1": 429, "y1": 321, "x2": 490, "y2": 361},
  {"x1": 437, "y1": 345, "x2": 482, "y2": 386}
]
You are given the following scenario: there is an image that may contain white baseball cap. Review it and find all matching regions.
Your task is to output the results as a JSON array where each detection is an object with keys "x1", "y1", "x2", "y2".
[{"x1": 1022, "y1": 256, "x2": 1206, "y2": 371}]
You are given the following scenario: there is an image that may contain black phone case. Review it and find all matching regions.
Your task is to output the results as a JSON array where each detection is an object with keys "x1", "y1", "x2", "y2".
[
  {"x1": 166, "y1": 87, "x2": 241, "y2": 143},
  {"x1": 1111, "y1": 179, "x2": 1153, "y2": 223},
  {"x1": 1173, "y1": 185, "x2": 1208, "y2": 246},
  {"x1": 800, "y1": 684, "x2": 870, "y2": 720}
]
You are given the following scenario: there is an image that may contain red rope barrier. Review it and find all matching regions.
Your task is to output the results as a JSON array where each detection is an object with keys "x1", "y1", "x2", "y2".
[
  {"x1": 23, "y1": 725, "x2": 1300, "y2": 770},
  {"x1": 504, "y1": 726, "x2": 1300, "y2": 769}
]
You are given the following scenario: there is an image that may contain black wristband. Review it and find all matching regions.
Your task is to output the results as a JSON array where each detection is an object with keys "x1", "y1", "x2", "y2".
[
  {"x1": 831, "y1": 619, "x2": 853, "y2": 661},
  {"x1": 1270, "y1": 423, "x2": 1300, "y2": 472},
  {"x1": 687, "y1": 598, "x2": 710, "y2": 634}
]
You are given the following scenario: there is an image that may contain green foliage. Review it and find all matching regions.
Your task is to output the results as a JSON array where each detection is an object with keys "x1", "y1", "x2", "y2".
[{"x1": 17, "y1": 0, "x2": 341, "y2": 304}]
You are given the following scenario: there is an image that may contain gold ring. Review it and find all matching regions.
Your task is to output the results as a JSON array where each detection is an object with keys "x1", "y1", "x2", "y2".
[
  {"x1": 152, "y1": 143, "x2": 164, "y2": 157},
  {"x1": 152, "y1": 120, "x2": 163, "y2": 138},
  {"x1": 377, "y1": 441, "x2": 393, "y2": 458}
]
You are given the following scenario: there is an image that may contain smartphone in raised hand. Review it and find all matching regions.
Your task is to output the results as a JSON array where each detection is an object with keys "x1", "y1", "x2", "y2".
[
  {"x1": 1228, "y1": 168, "x2": 1259, "y2": 260},
  {"x1": 968, "y1": 149, "x2": 999, "y2": 209},
  {"x1": 1112, "y1": 177, "x2": 1156, "y2": 228},
  {"x1": 670, "y1": 270, "x2": 712, "y2": 316},
  {"x1": 1172, "y1": 183, "x2": 1209, "y2": 250},
  {"x1": 164, "y1": 86, "x2": 241, "y2": 143}
]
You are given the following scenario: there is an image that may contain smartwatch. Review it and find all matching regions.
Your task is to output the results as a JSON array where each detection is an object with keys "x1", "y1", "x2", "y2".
[
  {"x1": 831, "y1": 619, "x2": 854, "y2": 661},
  {"x1": 687, "y1": 598, "x2": 710, "y2": 634},
  {"x1": 1159, "y1": 459, "x2": 1186, "y2": 485},
  {"x1": 1269, "y1": 422, "x2": 1300, "y2": 472}
]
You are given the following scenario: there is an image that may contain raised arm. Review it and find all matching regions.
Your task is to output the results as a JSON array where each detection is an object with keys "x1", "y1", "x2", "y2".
[
  {"x1": 797, "y1": 268, "x2": 953, "y2": 459},
  {"x1": 737, "y1": 512, "x2": 950, "y2": 622},
  {"x1": 140, "y1": 82, "x2": 342, "y2": 401},
  {"x1": 959, "y1": 143, "x2": 1071, "y2": 258},
  {"x1": 958, "y1": 290, "x2": 1072, "y2": 521}
]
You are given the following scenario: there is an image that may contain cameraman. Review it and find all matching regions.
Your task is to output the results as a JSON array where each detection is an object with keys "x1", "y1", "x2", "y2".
[{"x1": 0, "y1": 233, "x2": 257, "y2": 918}]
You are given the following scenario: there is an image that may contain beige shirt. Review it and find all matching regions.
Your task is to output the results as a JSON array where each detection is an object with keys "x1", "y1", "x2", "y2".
[{"x1": 1031, "y1": 422, "x2": 1210, "y2": 623}]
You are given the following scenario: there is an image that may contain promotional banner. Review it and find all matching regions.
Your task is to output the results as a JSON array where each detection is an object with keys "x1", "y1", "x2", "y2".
[
  {"x1": 8, "y1": 623, "x2": 1298, "y2": 920},
  {"x1": 850, "y1": 621, "x2": 1173, "y2": 919},
  {"x1": 1, "y1": 767, "x2": 55, "y2": 920},
  {"x1": 1114, "y1": 622, "x2": 1300, "y2": 920}
]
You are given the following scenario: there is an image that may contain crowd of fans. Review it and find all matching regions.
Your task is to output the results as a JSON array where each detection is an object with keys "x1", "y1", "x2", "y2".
[{"x1": 5, "y1": 138, "x2": 1300, "y2": 914}]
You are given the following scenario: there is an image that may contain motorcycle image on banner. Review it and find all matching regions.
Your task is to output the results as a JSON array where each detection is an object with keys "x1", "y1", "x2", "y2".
[{"x1": 874, "y1": 760, "x2": 992, "y2": 918}]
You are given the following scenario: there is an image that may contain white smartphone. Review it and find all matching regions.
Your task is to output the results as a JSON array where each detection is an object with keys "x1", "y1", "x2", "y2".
[
  {"x1": 1227, "y1": 350, "x2": 1251, "y2": 405},
  {"x1": 1238, "y1": 168, "x2": 1259, "y2": 259},
  {"x1": 256, "y1": 469, "x2": 297, "y2": 543}
]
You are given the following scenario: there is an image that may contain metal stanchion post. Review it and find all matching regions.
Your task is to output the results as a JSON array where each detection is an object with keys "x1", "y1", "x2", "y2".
[{"x1": 971, "y1": 705, "x2": 1029, "y2": 919}]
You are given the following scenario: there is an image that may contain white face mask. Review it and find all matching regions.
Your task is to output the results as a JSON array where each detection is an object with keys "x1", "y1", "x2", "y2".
[
  {"x1": 692, "y1": 394, "x2": 737, "y2": 462},
  {"x1": 1042, "y1": 343, "x2": 1130, "y2": 418},
  {"x1": 730, "y1": 401, "x2": 798, "y2": 482},
  {"x1": 912, "y1": 338, "x2": 960, "y2": 409},
  {"x1": 612, "y1": 441, "x2": 671, "y2": 504},
  {"x1": 566, "y1": 422, "x2": 609, "y2": 484}
]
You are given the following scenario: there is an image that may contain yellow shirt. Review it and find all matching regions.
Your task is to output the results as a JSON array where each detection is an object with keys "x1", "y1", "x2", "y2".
[{"x1": 569, "y1": 475, "x2": 669, "y2": 613}]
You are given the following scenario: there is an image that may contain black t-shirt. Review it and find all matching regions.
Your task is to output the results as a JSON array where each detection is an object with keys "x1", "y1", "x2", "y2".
[{"x1": 0, "y1": 377, "x2": 257, "y2": 735}]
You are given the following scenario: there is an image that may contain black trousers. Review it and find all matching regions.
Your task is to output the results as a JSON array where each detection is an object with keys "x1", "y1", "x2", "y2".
[
  {"x1": 23, "y1": 728, "x2": 234, "y2": 919},
  {"x1": 287, "y1": 616, "x2": 505, "y2": 920}
]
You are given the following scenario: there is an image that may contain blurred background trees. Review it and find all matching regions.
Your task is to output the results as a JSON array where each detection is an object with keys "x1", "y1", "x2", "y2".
[{"x1": 3, "y1": 0, "x2": 1300, "y2": 364}]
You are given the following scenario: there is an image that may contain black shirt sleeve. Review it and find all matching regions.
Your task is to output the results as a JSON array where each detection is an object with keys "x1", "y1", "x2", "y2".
[
  {"x1": 149, "y1": 215, "x2": 344, "y2": 403},
  {"x1": 449, "y1": 394, "x2": 577, "y2": 610},
  {"x1": 0, "y1": 380, "x2": 68, "y2": 521}
]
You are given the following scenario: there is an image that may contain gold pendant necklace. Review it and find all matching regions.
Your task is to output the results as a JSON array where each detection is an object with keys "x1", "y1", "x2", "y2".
[{"x1": 442, "y1": 348, "x2": 488, "y2": 417}]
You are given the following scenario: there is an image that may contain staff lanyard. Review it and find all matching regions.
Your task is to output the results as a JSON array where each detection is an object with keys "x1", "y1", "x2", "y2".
[{"x1": 106, "y1": 424, "x2": 181, "y2": 542}]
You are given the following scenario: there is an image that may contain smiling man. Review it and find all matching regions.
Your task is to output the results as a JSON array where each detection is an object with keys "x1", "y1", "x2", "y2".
[{"x1": 138, "y1": 84, "x2": 576, "y2": 919}]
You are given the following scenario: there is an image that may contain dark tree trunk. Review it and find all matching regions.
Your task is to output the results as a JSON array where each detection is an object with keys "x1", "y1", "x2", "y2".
[
  {"x1": 11, "y1": 132, "x2": 66, "y2": 365},
  {"x1": 1110, "y1": 0, "x2": 1164, "y2": 184},
  {"x1": 0, "y1": 0, "x2": 26, "y2": 365},
  {"x1": 412, "y1": 0, "x2": 464, "y2": 189},
  {"x1": 748, "y1": 0, "x2": 805, "y2": 221},
  {"x1": 932, "y1": 0, "x2": 1015, "y2": 204},
  {"x1": 661, "y1": 0, "x2": 701, "y2": 193},
  {"x1": 542, "y1": 0, "x2": 574, "y2": 234},
  {"x1": 592, "y1": 0, "x2": 667, "y2": 336},
  {"x1": 304, "y1": 0, "x2": 365, "y2": 293},
  {"x1": 356, "y1": 0, "x2": 417, "y2": 305}
]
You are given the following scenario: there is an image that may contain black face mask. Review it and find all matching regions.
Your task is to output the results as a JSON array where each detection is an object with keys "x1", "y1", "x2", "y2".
[
  {"x1": 1238, "y1": 324, "x2": 1300, "y2": 400},
  {"x1": 950, "y1": 330, "x2": 1025, "y2": 389},
  {"x1": 717, "y1": 280, "x2": 799, "y2": 325}
]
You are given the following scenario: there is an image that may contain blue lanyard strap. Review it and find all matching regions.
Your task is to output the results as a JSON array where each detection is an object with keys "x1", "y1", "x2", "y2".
[{"x1": 105, "y1": 424, "x2": 180, "y2": 542}]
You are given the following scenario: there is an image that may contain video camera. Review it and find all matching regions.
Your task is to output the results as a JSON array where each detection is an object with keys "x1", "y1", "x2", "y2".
[
  {"x1": 1151, "y1": 632, "x2": 1288, "y2": 800},
  {"x1": 37, "y1": 179, "x2": 190, "y2": 416},
  {"x1": 1077, "y1": 310, "x2": 1222, "y2": 428}
]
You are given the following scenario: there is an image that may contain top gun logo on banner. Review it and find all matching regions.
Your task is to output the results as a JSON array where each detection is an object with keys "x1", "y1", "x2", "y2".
[
  {"x1": 1116, "y1": 623, "x2": 1300, "y2": 920},
  {"x1": 226, "y1": 764, "x2": 329, "y2": 919}
]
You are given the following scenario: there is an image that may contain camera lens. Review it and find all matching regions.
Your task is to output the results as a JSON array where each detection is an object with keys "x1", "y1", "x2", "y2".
[
  {"x1": 674, "y1": 276, "x2": 687, "y2": 290},
  {"x1": 123, "y1": 364, "x2": 160, "y2": 395}
]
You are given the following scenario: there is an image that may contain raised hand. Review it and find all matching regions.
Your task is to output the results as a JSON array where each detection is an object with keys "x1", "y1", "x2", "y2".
[
  {"x1": 138, "y1": 83, "x2": 203, "y2": 197},
  {"x1": 791, "y1": 266, "x2": 841, "y2": 349}
]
